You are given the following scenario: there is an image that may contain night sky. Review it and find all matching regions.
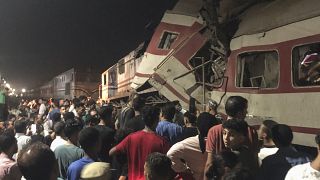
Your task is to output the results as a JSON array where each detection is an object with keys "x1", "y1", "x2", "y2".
[{"x1": 0, "y1": 0, "x2": 177, "y2": 90}]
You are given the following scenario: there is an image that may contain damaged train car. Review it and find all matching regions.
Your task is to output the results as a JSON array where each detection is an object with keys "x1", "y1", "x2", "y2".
[{"x1": 102, "y1": 0, "x2": 320, "y2": 147}]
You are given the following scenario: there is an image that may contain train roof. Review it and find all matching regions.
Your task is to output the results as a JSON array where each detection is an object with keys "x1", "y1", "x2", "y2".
[{"x1": 234, "y1": 0, "x2": 320, "y2": 38}]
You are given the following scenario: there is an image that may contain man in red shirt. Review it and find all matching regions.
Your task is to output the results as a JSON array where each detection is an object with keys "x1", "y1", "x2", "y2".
[{"x1": 109, "y1": 106, "x2": 170, "y2": 180}]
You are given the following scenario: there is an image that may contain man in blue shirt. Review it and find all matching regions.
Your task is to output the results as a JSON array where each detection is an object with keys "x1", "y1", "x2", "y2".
[
  {"x1": 67, "y1": 127, "x2": 101, "y2": 180},
  {"x1": 156, "y1": 102, "x2": 183, "y2": 145}
]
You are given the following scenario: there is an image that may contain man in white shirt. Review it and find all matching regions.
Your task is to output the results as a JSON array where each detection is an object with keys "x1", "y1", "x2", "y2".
[
  {"x1": 50, "y1": 121, "x2": 67, "y2": 152},
  {"x1": 38, "y1": 98, "x2": 47, "y2": 116},
  {"x1": 285, "y1": 133, "x2": 320, "y2": 180},
  {"x1": 258, "y1": 120, "x2": 279, "y2": 165},
  {"x1": 14, "y1": 120, "x2": 30, "y2": 152}
]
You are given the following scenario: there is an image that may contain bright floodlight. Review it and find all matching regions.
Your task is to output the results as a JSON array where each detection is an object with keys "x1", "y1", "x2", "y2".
[{"x1": 22, "y1": 88, "x2": 26, "y2": 93}]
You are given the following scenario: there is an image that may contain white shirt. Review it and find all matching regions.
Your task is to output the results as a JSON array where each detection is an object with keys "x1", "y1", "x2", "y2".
[
  {"x1": 258, "y1": 146, "x2": 278, "y2": 165},
  {"x1": 285, "y1": 162, "x2": 320, "y2": 180},
  {"x1": 15, "y1": 133, "x2": 31, "y2": 152},
  {"x1": 38, "y1": 103, "x2": 46, "y2": 115},
  {"x1": 50, "y1": 136, "x2": 67, "y2": 152},
  {"x1": 167, "y1": 135, "x2": 207, "y2": 180}
]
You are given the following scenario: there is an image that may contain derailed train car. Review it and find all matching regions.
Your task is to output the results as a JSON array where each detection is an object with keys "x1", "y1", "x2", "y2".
[
  {"x1": 103, "y1": 0, "x2": 320, "y2": 147},
  {"x1": 101, "y1": 43, "x2": 169, "y2": 106}
]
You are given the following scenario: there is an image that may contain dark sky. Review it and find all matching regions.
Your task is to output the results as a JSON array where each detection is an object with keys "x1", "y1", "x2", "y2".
[{"x1": 0, "y1": 0, "x2": 177, "y2": 90}]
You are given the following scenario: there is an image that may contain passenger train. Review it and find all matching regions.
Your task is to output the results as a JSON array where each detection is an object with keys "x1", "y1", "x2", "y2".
[
  {"x1": 31, "y1": 68, "x2": 100, "y2": 100},
  {"x1": 101, "y1": 0, "x2": 320, "y2": 147}
]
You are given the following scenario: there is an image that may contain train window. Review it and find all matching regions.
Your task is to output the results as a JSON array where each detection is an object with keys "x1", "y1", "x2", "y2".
[
  {"x1": 118, "y1": 59, "x2": 125, "y2": 74},
  {"x1": 158, "y1": 31, "x2": 178, "y2": 49},
  {"x1": 236, "y1": 51, "x2": 279, "y2": 88},
  {"x1": 292, "y1": 42, "x2": 320, "y2": 86}
]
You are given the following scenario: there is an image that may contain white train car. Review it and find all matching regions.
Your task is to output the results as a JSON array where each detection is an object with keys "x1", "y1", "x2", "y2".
[{"x1": 131, "y1": 0, "x2": 320, "y2": 148}]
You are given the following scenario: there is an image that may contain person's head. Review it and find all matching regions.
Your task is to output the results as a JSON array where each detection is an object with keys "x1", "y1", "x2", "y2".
[
  {"x1": 72, "y1": 98, "x2": 81, "y2": 108},
  {"x1": 160, "y1": 102, "x2": 176, "y2": 121},
  {"x1": 64, "y1": 119, "x2": 82, "y2": 145},
  {"x1": 81, "y1": 162, "x2": 112, "y2": 180},
  {"x1": 14, "y1": 120, "x2": 28, "y2": 134},
  {"x1": 258, "y1": 120, "x2": 278, "y2": 141},
  {"x1": 54, "y1": 121, "x2": 65, "y2": 136},
  {"x1": 197, "y1": 112, "x2": 219, "y2": 153},
  {"x1": 132, "y1": 96, "x2": 146, "y2": 112},
  {"x1": 76, "y1": 105, "x2": 86, "y2": 117},
  {"x1": 183, "y1": 111, "x2": 197, "y2": 126},
  {"x1": 30, "y1": 135, "x2": 45, "y2": 144},
  {"x1": 142, "y1": 106, "x2": 160, "y2": 131},
  {"x1": 225, "y1": 96, "x2": 248, "y2": 119},
  {"x1": 60, "y1": 105, "x2": 66, "y2": 115},
  {"x1": 85, "y1": 109, "x2": 100, "y2": 127},
  {"x1": 0, "y1": 133, "x2": 18, "y2": 155},
  {"x1": 5, "y1": 120, "x2": 14, "y2": 130},
  {"x1": 79, "y1": 127, "x2": 101, "y2": 158},
  {"x1": 205, "y1": 151, "x2": 239, "y2": 180},
  {"x1": 99, "y1": 105, "x2": 113, "y2": 124},
  {"x1": 144, "y1": 152, "x2": 174, "y2": 180},
  {"x1": 51, "y1": 112, "x2": 61, "y2": 123},
  {"x1": 52, "y1": 99, "x2": 59, "y2": 108},
  {"x1": 222, "y1": 119, "x2": 248, "y2": 150},
  {"x1": 271, "y1": 124, "x2": 293, "y2": 148},
  {"x1": 63, "y1": 112, "x2": 75, "y2": 121},
  {"x1": 207, "y1": 99, "x2": 218, "y2": 114},
  {"x1": 222, "y1": 167, "x2": 253, "y2": 180},
  {"x1": 18, "y1": 142, "x2": 58, "y2": 180}
]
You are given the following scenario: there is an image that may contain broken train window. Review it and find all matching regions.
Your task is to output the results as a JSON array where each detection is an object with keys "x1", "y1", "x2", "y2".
[
  {"x1": 158, "y1": 31, "x2": 178, "y2": 49},
  {"x1": 236, "y1": 51, "x2": 279, "y2": 88},
  {"x1": 292, "y1": 42, "x2": 320, "y2": 86}
]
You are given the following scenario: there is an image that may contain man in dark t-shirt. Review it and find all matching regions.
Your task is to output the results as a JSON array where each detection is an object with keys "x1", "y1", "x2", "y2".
[{"x1": 96, "y1": 105, "x2": 115, "y2": 163}]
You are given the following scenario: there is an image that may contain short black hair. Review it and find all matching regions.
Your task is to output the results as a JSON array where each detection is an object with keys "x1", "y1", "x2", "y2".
[
  {"x1": 18, "y1": 142, "x2": 56, "y2": 180},
  {"x1": 225, "y1": 96, "x2": 248, "y2": 117},
  {"x1": 222, "y1": 167, "x2": 253, "y2": 180},
  {"x1": 161, "y1": 102, "x2": 176, "y2": 121},
  {"x1": 64, "y1": 119, "x2": 82, "y2": 138},
  {"x1": 79, "y1": 127, "x2": 100, "y2": 152},
  {"x1": 72, "y1": 98, "x2": 81, "y2": 108},
  {"x1": 52, "y1": 100, "x2": 59, "y2": 108},
  {"x1": 63, "y1": 112, "x2": 75, "y2": 121},
  {"x1": 132, "y1": 96, "x2": 146, "y2": 112},
  {"x1": 30, "y1": 135, "x2": 45, "y2": 144},
  {"x1": 14, "y1": 120, "x2": 27, "y2": 133},
  {"x1": 54, "y1": 121, "x2": 65, "y2": 136},
  {"x1": 222, "y1": 119, "x2": 248, "y2": 137},
  {"x1": 316, "y1": 133, "x2": 320, "y2": 145},
  {"x1": 183, "y1": 111, "x2": 197, "y2": 124},
  {"x1": 206, "y1": 151, "x2": 239, "y2": 179},
  {"x1": 261, "y1": 120, "x2": 278, "y2": 139},
  {"x1": 0, "y1": 134, "x2": 17, "y2": 152},
  {"x1": 51, "y1": 112, "x2": 61, "y2": 123},
  {"x1": 99, "y1": 105, "x2": 113, "y2": 121},
  {"x1": 272, "y1": 124, "x2": 293, "y2": 147},
  {"x1": 145, "y1": 152, "x2": 173, "y2": 180},
  {"x1": 142, "y1": 106, "x2": 160, "y2": 128}
]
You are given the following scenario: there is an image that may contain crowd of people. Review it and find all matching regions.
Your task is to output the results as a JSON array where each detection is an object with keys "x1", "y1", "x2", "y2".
[{"x1": 0, "y1": 94, "x2": 319, "y2": 180}]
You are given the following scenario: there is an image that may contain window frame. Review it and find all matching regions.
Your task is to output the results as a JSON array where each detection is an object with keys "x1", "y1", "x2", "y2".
[
  {"x1": 118, "y1": 59, "x2": 125, "y2": 75},
  {"x1": 157, "y1": 31, "x2": 179, "y2": 50},
  {"x1": 235, "y1": 50, "x2": 280, "y2": 89},
  {"x1": 291, "y1": 41, "x2": 320, "y2": 88}
]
